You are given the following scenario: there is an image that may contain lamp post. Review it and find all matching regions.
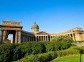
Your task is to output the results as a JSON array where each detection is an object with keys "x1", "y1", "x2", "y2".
[
  {"x1": 79, "y1": 44, "x2": 83, "y2": 62},
  {"x1": 80, "y1": 49, "x2": 81, "y2": 62}
]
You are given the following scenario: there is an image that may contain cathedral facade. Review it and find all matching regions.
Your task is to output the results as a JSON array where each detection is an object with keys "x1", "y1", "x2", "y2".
[{"x1": 0, "y1": 21, "x2": 84, "y2": 43}]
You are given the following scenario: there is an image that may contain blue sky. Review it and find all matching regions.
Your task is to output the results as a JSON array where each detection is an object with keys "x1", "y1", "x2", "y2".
[{"x1": 0, "y1": 0, "x2": 84, "y2": 33}]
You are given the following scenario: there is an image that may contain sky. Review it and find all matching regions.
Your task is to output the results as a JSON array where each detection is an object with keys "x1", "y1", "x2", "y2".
[{"x1": 0, "y1": 0, "x2": 84, "y2": 33}]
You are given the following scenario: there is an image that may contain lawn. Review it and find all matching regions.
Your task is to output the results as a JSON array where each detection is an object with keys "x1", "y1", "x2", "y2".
[{"x1": 51, "y1": 54, "x2": 84, "y2": 62}]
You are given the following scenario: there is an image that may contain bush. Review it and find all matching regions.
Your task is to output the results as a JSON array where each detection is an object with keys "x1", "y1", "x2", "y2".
[
  {"x1": 0, "y1": 38, "x2": 73, "y2": 62},
  {"x1": 44, "y1": 42, "x2": 55, "y2": 52},
  {"x1": 0, "y1": 44, "x2": 17, "y2": 62},
  {"x1": 17, "y1": 42, "x2": 32, "y2": 55},
  {"x1": 56, "y1": 48, "x2": 79, "y2": 57},
  {"x1": 12, "y1": 46, "x2": 25, "y2": 61},
  {"x1": 17, "y1": 53, "x2": 52, "y2": 62},
  {"x1": 0, "y1": 42, "x2": 46, "y2": 62},
  {"x1": 17, "y1": 42, "x2": 46, "y2": 56},
  {"x1": 19, "y1": 55, "x2": 39, "y2": 62},
  {"x1": 31, "y1": 42, "x2": 46, "y2": 54},
  {"x1": 43, "y1": 41, "x2": 61, "y2": 52},
  {"x1": 0, "y1": 41, "x2": 4, "y2": 46},
  {"x1": 51, "y1": 35, "x2": 73, "y2": 50},
  {"x1": 51, "y1": 35, "x2": 73, "y2": 43},
  {"x1": 17, "y1": 47, "x2": 79, "y2": 62},
  {"x1": 73, "y1": 46, "x2": 84, "y2": 54},
  {"x1": 0, "y1": 43, "x2": 32, "y2": 62}
]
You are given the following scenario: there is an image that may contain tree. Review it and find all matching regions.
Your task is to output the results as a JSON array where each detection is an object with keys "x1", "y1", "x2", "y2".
[
  {"x1": 51, "y1": 35, "x2": 74, "y2": 43},
  {"x1": 51, "y1": 35, "x2": 74, "y2": 50}
]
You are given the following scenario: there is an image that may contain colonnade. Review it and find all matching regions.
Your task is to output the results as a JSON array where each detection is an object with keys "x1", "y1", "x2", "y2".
[
  {"x1": 35, "y1": 36, "x2": 49, "y2": 41},
  {"x1": 21, "y1": 35, "x2": 49, "y2": 42}
]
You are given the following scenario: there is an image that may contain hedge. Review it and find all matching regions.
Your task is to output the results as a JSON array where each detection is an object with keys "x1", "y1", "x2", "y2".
[
  {"x1": 17, "y1": 47, "x2": 80, "y2": 62},
  {"x1": 0, "y1": 40, "x2": 72, "y2": 62},
  {"x1": 0, "y1": 44, "x2": 18, "y2": 62}
]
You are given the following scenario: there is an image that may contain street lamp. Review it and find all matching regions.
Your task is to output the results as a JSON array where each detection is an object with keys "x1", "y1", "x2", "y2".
[
  {"x1": 80, "y1": 49, "x2": 82, "y2": 62},
  {"x1": 79, "y1": 44, "x2": 83, "y2": 62}
]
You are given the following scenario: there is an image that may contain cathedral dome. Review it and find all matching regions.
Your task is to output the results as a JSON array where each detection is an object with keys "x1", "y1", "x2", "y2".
[
  {"x1": 31, "y1": 22, "x2": 39, "y2": 33},
  {"x1": 31, "y1": 22, "x2": 39, "y2": 29}
]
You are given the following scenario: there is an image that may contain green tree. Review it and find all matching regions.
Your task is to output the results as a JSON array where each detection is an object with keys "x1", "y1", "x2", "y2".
[
  {"x1": 51, "y1": 35, "x2": 73, "y2": 43},
  {"x1": 51, "y1": 35, "x2": 74, "y2": 50}
]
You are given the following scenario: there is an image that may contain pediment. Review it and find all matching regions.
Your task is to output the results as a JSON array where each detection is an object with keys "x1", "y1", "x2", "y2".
[{"x1": 36, "y1": 31, "x2": 49, "y2": 35}]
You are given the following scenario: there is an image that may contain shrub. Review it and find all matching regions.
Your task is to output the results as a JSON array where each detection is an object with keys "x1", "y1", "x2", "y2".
[
  {"x1": 31, "y1": 42, "x2": 46, "y2": 54},
  {"x1": 0, "y1": 44, "x2": 17, "y2": 62},
  {"x1": 38, "y1": 53, "x2": 51, "y2": 62},
  {"x1": 51, "y1": 35, "x2": 73, "y2": 50},
  {"x1": 56, "y1": 48, "x2": 79, "y2": 57},
  {"x1": 0, "y1": 41, "x2": 4, "y2": 46},
  {"x1": 44, "y1": 42, "x2": 55, "y2": 52},
  {"x1": 17, "y1": 47, "x2": 80, "y2": 62},
  {"x1": 17, "y1": 42, "x2": 32, "y2": 55},
  {"x1": 17, "y1": 53, "x2": 52, "y2": 62},
  {"x1": 0, "y1": 39, "x2": 73, "y2": 62},
  {"x1": 43, "y1": 41, "x2": 61, "y2": 52},
  {"x1": 0, "y1": 43, "x2": 29, "y2": 62},
  {"x1": 19, "y1": 55, "x2": 39, "y2": 62},
  {"x1": 12, "y1": 46, "x2": 25, "y2": 61},
  {"x1": 51, "y1": 35, "x2": 73, "y2": 43}
]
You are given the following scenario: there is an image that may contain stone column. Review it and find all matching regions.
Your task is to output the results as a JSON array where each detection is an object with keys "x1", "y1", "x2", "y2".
[
  {"x1": 18, "y1": 31, "x2": 21, "y2": 43},
  {"x1": 13, "y1": 34, "x2": 15, "y2": 43},
  {"x1": 35, "y1": 36, "x2": 37, "y2": 41},
  {"x1": 42, "y1": 36, "x2": 43, "y2": 41},
  {"x1": 2, "y1": 30, "x2": 6, "y2": 42},
  {"x1": 46, "y1": 36, "x2": 48, "y2": 41},
  {"x1": 40, "y1": 36, "x2": 42, "y2": 41},
  {"x1": 39, "y1": 36, "x2": 40, "y2": 41},
  {"x1": 34, "y1": 36, "x2": 35, "y2": 41},
  {"x1": 73, "y1": 33, "x2": 76, "y2": 41},
  {"x1": 42, "y1": 36, "x2": 44, "y2": 41},
  {"x1": 15, "y1": 31, "x2": 18, "y2": 43},
  {"x1": 45, "y1": 36, "x2": 47, "y2": 41},
  {"x1": 44, "y1": 36, "x2": 45, "y2": 41}
]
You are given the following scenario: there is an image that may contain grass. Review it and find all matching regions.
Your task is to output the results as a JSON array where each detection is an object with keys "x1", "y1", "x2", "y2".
[{"x1": 51, "y1": 54, "x2": 84, "y2": 62}]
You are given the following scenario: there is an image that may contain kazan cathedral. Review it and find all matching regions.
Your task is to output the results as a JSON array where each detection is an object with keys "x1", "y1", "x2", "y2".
[
  {"x1": 22, "y1": 22, "x2": 84, "y2": 42},
  {"x1": 0, "y1": 21, "x2": 84, "y2": 43}
]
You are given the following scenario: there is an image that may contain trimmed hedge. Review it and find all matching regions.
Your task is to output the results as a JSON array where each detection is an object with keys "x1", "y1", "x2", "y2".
[
  {"x1": 0, "y1": 40, "x2": 72, "y2": 62},
  {"x1": 17, "y1": 47, "x2": 80, "y2": 62},
  {"x1": 0, "y1": 42, "x2": 45, "y2": 62},
  {"x1": 0, "y1": 44, "x2": 18, "y2": 62}
]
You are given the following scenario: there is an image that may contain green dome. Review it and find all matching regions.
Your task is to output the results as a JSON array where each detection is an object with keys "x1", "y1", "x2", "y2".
[{"x1": 31, "y1": 22, "x2": 39, "y2": 29}]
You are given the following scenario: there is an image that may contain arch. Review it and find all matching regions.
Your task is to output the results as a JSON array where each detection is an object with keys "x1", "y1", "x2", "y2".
[{"x1": 0, "y1": 21, "x2": 22, "y2": 43}]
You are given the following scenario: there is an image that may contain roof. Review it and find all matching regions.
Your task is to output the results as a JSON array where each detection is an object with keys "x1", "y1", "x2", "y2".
[
  {"x1": 36, "y1": 31, "x2": 49, "y2": 35},
  {"x1": 22, "y1": 30, "x2": 34, "y2": 35}
]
